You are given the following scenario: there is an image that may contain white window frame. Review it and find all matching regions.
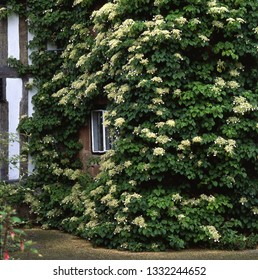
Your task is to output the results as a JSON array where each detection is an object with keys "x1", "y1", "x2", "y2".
[{"x1": 91, "y1": 109, "x2": 111, "y2": 153}]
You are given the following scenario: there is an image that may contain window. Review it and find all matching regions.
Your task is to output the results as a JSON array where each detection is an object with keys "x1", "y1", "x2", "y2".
[{"x1": 91, "y1": 110, "x2": 112, "y2": 153}]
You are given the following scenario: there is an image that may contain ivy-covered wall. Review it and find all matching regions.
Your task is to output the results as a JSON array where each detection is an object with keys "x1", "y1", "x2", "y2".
[{"x1": 6, "y1": 0, "x2": 258, "y2": 251}]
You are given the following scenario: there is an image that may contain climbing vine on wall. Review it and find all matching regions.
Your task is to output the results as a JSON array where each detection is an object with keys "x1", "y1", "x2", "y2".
[
  {"x1": 7, "y1": 0, "x2": 258, "y2": 250},
  {"x1": 6, "y1": 0, "x2": 98, "y2": 227}
]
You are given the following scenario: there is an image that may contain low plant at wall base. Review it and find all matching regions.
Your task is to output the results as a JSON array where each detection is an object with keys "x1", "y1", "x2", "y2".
[
  {"x1": 0, "y1": 205, "x2": 41, "y2": 260},
  {"x1": 0, "y1": 134, "x2": 41, "y2": 259},
  {"x1": 6, "y1": 0, "x2": 258, "y2": 251}
]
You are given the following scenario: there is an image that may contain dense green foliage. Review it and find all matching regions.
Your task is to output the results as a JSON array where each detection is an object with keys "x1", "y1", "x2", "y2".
[{"x1": 7, "y1": 0, "x2": 258, "y2": 250}]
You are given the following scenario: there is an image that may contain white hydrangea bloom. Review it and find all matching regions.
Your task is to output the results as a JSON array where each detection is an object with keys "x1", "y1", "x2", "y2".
[
  {"x1": 114, "y1": 117, "x2": 125, "y2": 127},
  {"x1": 227, "y1": 81, "x2": 240, "y2": 89},
  {"x1": 156, "y1": 135, "x2": 170, "y2": 144},
  {"x1": 174, "y1": 16, "x2": 188, "y2": 25},
  {"x1": 166, "y1": 119, "x2": 176, "y2": 127},
  {"x1": 132, "y1": 216, "x2": 147, "y2": 228},
  {"x1": 192, "y1": 136, "x2": 202, "y2": 143},
  {"x1": 233, "y1": 96, "x2": 256, "y2": 115},
  {"x1": 153, "y1": 147, "x2": 165, "y2": 156},
  {"x1": 202, "y1": 225, "x2": 221, "y2": 242}
]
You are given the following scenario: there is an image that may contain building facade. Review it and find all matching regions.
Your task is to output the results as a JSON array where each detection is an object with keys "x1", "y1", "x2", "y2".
[
  {"x1": 0, "y1": 3, "x2": 110, "y2": 180},
  {"x1": 0, "y1": 3, "x2": 35, "y2": 181}
]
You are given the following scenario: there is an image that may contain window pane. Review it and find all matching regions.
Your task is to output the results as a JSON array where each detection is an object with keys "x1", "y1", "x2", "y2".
[{"x1": 92, "y1": 111, "x2": 104, "y2": 152}]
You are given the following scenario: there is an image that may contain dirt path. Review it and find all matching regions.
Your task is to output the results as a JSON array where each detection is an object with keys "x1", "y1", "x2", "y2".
[{"x1": 17, "y1": 228, "x2": 258, "y2": 260}]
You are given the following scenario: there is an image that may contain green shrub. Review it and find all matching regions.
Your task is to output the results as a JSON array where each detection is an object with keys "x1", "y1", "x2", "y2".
[
  {"x1": 74, "y1": 0, "x2": 258, "y2": 250},
  {"x1": 8, "y1": 0, "x2": 257, "y2": 250}
]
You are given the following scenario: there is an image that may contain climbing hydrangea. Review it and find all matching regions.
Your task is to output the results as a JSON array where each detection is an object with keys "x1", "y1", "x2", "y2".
[{"x1": 12, "y1": 0, "x2": 258, "y2": 252}]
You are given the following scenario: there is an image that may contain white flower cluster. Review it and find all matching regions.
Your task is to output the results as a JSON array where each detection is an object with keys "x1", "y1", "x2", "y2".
[
  {"x1": 226, "y1": 117, "x2": 240, "y2": 124},
  {"x1": 233, "y1": 96, "x2": 256, "y2": 115},
  {"x1": 124, "y1": 161, "x2": 132, "y2": 168},
  {"x1": 84, "y1": 199, "x2": 98, "y2": 219},
  {"x1": 177, "y1": 214, "x2": 186, "y2": 221},
  {"x1": 190, "y1": 18, "x2": 201, "y2": 25},
  {"x1": 202, "y1": 225, "x2": 221, "y2": 242},
  {"x1": 115, "y1": 225, "x2": 130, "y2": 235},
  {"x1": 200, "y1": 194, "x2": 216, "y2": 203},
  {"x1": 239, "y1": 197, "x2": 248, "y2": 205},
  {"x1": 253, "y1": 27, "x2": 258, "y2": 34},
  {"x1": 123, "y1": 192, "x2": 142, "y2": 206},
  {"x1": 141, "y1": 29, "x2": 171, "y2": 41},
  {"x1": 172, "y1": 193, "x2": 182, "y2": 202},
  {"x1": 178, "y1": 139, "x2": 191, "y2": 150},
  {"x1": 90, "y1": 186, "x2": 105, "y2": 196},
  {"x1": 192, "y1": 136, "x2": 203, "y2": 143},
  {"x1": 229, "y1": 69, "x2": 240, "y2": 77},
  {"x1": 151, "y1": 243, "x2": 159, "y2": 250},
  {"x1": 207, "y1": 0, "x2": 217, "y2": 7},
  {"x1": 153, "y1": 147, "x2": 165, "y2": 156},
  {"x1": 156, "y1": 135, "x2": 170, "y2": 144},
  {"x1": 101, "y1": 193, "x2": 119, "y2": 208},
  {"x1": 110, "y1": 52, "x2": 122, "y2": 67},
  {"x1": 62, "y1": 183, "x2": 85, "y2": 208},
  {"x1": 181, "y1": 197, "x2": 200, "y2": 206},
  {"x1": 252, "y1": 207, "x2": 258, "y2": 215},
  {"x1": 152, "y1": 97, "x2": 164, "y2": 105},
  {"x1": 171, "y1": 29, "x2": 182, "y2": 40},
  {"x1": 100, "y1": 158, "x2": 115, "y2": 172},
  {"x1": 46, "y1": 208, "x2": 62, "y2": 218},
  {"x1": 129, "y1": 180, "x2": 137, "y2": 186},
  {"x1": 226, "y1": 17, "x2": 246, "y2": 24},
  {"x1": 92, "y1": 2, "x2": 117, "y2": 22},
  {"x1": 85, "y1": 220, "x2": 98, "y2": 229},
  {"x1": 214, "y1": 77, "x2": 226, "y2": 87},
  {"x1": 151, "y1": 76, "x2": 163, "y2": 83},
  {"x1": 114, "y1": 117, "x2": 125, "y2": 127},
  {"x1": 52, "y1": 71, "x2": 65, "y2": 82},
  {"x1": 85, "y1": 82, "x2": 97, "y2": 95},
  {"x1": 155, "y1": 122, "x2": 165, "y2": 128},
  {"x1": 146, "y1": 131, "x2": 157, "y2": 138},
  {"x1": 212, "y1": 20, "x2": 224, "y2": 28},
  {"x1": 105, "y1": 82, "x2": 130, "y2": 104},
  {"x1": 198, "y1": 34, "x2": 210, "y2": 42},
  {"x1": 132, "y1": 216, "x2": 147, "y2": 228},
  {"x1": 174, "y1": 89, "x2": 182, "y2": 96},
  {"x1": 120, "y1": 243, "x2": 129, "y2": 249},
  {"x1": 208, "y1": 6, "x2": 229, "y2": 15},
  {"x1": 174, "y1": 17, "x2": 188, "y2": 25},
  {"x1": 214, "y1": 137, "x2": 236, "y2": 155},
  {"x1": 227, "y1": 81, "x2": 240, "y2": 89},
  {"x1": 214, "y1": 136, "x2": 227, "y2": 146},
  {"x1": 156, "y1": 87, "x2": 170, "y2": 95},
  {"x1": 115, "y1": 214, "x2": 127, "y2": 224}
]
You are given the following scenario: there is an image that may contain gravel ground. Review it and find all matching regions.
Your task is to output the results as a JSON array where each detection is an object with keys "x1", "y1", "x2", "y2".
[{"x1": 15, "y1": 228, "x2": 258, "y2": 260}]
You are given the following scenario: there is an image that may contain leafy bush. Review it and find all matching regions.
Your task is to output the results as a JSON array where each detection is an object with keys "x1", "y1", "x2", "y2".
[
  {"x1": 73, "y1": 0, "x2": 258, "y2": 250},
  {"x1": 7, "y1": 0, "x2": 257, "y2": 250}
]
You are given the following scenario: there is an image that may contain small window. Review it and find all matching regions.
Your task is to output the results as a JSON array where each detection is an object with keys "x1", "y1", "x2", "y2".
[{"x1": 91, "y1": 110, "x2": 112, "y2": 153}]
